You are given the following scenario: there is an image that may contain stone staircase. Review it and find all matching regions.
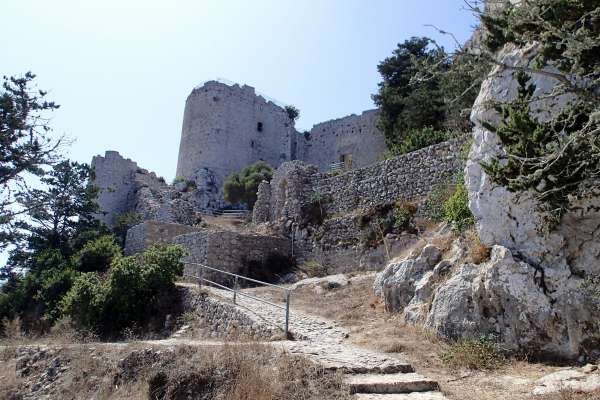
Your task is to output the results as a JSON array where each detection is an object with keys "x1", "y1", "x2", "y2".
[{"x1": 180, "y1": 284, "x2": 449, "y2": 399}]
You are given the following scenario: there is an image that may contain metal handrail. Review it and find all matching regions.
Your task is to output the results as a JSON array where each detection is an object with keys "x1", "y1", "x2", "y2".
[{"x1": 184, "y1": 261, "x2": 292, "y2": 336}]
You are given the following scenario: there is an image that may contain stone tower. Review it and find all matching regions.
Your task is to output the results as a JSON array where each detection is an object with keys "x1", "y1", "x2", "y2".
[{"x1": 175, "y1": 80, "x2": 297, "y2": 208}]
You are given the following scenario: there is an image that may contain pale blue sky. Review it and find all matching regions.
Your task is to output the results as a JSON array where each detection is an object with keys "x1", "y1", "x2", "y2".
[{"x1": 3, "y1": 0, "x2": 478, "y2": 180}]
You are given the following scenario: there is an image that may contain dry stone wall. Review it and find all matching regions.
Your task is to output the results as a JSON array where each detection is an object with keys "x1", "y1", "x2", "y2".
[
  {"x1": 92, "y1": 150, "x2": 203, "y2": 228},
  {"x1": 124, "y1": 221, "x2": 200, "y2": 255},
  {"x1": 315, "y1": 137, "x2": 467, "y2": 215},
  {"x1": 181, "y1": 288, "x2": 280, "y2": 340},
  {"x1": 175, "y1": 230, "x2": 292, "y2": 285},
  {"x1": 257, "y1": 138, "x2": 467, "y2": 272},
  {"x1": 91, "y1": 151, "x2": 144, "y2": 227}
]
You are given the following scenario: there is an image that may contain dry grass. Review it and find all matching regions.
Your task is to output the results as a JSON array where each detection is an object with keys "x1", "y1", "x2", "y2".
[
  {"x1": 440, "y1": 337, "x2": 506, "y2": 370},
  {"x1": 0, "y1": 317, "x2": 99, "y2": 347},
  {"x1": 0, "y1": 343, "x2": 350, "y2": 400},
  {"x1": 465, "y1": 229, "x2": 491, "y2": 264},
  {"x1": 250, "y1": 272, "x2": 571, "y2": 400}
]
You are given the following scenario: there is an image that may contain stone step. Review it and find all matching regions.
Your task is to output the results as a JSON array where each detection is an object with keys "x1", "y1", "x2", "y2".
[
  {"x1": 354, "y1": 392, "x2": 448, "y2": 400},
  {"x1": 346, "y1": 373, "x2": 440, "y2": 394}
]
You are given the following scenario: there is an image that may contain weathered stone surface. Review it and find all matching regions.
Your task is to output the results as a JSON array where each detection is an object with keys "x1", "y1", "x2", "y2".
[
  {"x1": 373, "y1": 245, "x2": 441, "y2": 312},
  {"x1": 354, "y1": 393, "x2": 448, "y2": 400},
  {"x1": 92, "y1": 151, "x2": 203, "y2": 227},
  {"x1": 532, "y1": 368, "x2": 600, "y2": 395},
  {"x1": 345, "y1": 373, "x2": 439, "y2": 394},
  {"x1": 252, "y1": 180, "x2": 272, "y2": 224},
  {"x1": 465, "y1": 42, "x2": 600, "y2": 273},
  {"x1": 124, "y1": 221, "x2": 200, "y2": 255},
  {"x1": 376, "y1": 243, "x2": 600, "y2": 359},
  {"x1": 174, "y1": 229, "x2": 292, "y2": 284}
]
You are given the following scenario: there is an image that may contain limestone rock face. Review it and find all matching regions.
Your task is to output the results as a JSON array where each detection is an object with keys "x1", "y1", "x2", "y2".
[
  {"x1": 465, "y1": 42, "x2": 600, "y2": 273},
  {"x1": 373, "y1": 245, "x2": 441, "y2": 312},
  {"x1": 375, "y1": 244, "x2": 600, "y2": 359},
  {"x1": 376, "y1": 42, "x2": 600, "y2": 359}
]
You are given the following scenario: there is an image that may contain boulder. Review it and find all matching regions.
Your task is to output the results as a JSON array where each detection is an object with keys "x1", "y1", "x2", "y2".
[
  {"x1": 373, "y1": 245, "x2": 441, "y2": 313},
  {"x1": 375, "y1": 242, "x2": 600, "y2": 359}
]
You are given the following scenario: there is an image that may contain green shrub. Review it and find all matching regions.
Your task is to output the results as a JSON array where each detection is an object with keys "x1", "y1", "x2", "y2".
[
  {"x1": 36, "y1": 268, "x2": 80, "y2": 322},
  {"x1": 73, "y1": 235, "x2": 122, "y2": 273},
  {"x1": 61, "y1": 244, "x2": 186, "y2": 336},
  {"x1": 421, "y1": 184, "x2": 455, "y2": 222},
  {"x1": 284, "y1": 105, "x2": 300, "y2": 121},
  {"x1": 358, "y1": 202, "x2": 416, "y2": 248},
  {"x1": 223, "y1": 161, "x2": 273, "y2": 209},
  {"x1": 440, "y1": 336, "x2": 505, "y2": 370},
  {"x1": 301, "y1": 190, "x2": 330, "y2": 226},
  {"x1": 443, "y1": 183, "x2": 474, "y2": 232},
  {"x1": 113, "y1": 212, "x2": 143, "y2": 244},
  {"x1": 60, "y1": 272, "x2": 107, "y2": 331},
  {"x1": 393, "y1": 202, "x2": 416, "y2": 231}
]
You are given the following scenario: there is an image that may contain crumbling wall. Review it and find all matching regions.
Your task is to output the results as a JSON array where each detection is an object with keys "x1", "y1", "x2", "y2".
[
  {"x1": 124, "y1": 221, "x2": 200, "y2": 255},
  {"x1": 174, "y1": 230, "x2": 292, "y2": 284},
  {"x1": 91, "y1": 151, "x2": 142, "y2": 227},
  {"x1": 257, "y1": 138, "x2": 467, "y2": 272},
  {"x1": 315, "y1": 137, "x2": 467, "y2": 215},
  {"x1": 297, "y1": 109, "x2": 386, "y2": 171},
  {"x1": 251, "y1": 181, "x2": 271, "y2": 224},
  {"x1": 92, "y1": 150, "x2": 203, "y2": 228}
]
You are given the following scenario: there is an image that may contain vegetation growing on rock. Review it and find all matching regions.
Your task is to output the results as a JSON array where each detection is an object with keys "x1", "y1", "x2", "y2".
[
  {"x1": 223, "y1": 161, "x2": 273, "y2": 209},
  {"x1": 479, "y1": 0, "x2": 600, "y2": 226}
]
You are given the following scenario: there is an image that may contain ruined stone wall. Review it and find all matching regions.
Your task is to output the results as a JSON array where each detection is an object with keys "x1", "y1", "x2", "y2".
[
  {"x1": 175, "y1": 230, "x2": 292, "y2": 284},
  {"x1": 175, "y1": 81, "x2": 297, "y2": 208},
  {"x1": 252, "y1": 181, "x2": 272, "y2": 224},
  {"x1": 259, "y1": 138, "x2": 467, "y2": 272},
  {"x1": 181, "y1": 288, "x2": 281, "y2": 340},
  {"x1": 314, "y1": 137, "x2": 467, "y2": 215},
  {"x1": 124, "y1": 221, "x2": 200, "y2": 255},
  {"x1": 296, "y1": 109, "x2": 387, "y2": 171},
  {"x1": 91, "y1": 151, "x2": 142, "y2": 227}
]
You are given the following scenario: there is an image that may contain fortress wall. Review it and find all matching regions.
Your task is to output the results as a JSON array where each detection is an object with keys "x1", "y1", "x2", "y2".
[
  {"x1": 313, "y1": 137, "x2": 467, "y2": 215},
  {"x1": 91, "y1": 151, "x2": 140, "y2": 227},
  {"x1": 297, "y1": 109, "x2": 387, "y2": 171},
  {"x1": 262, "y1": 138, "x2": 467, "y2": 271},
  {"x1": 175, "y1": 81, "x2": 297, "y2": 207}
]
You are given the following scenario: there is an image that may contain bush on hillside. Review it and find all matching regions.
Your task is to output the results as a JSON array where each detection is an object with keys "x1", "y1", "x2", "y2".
[
  {"x1": 61, "y1": 244, "x2": 186, "y2": 336},
  {"x1": 443, "y1": 182, "x2": 474, "y2": 232},
  {"x1": 386, "y1": 127, "x2": 456, "y2": 158}
]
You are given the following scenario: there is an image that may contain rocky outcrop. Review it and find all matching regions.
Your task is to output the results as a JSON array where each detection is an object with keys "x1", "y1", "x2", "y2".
[
  {"x1": 375, "y1": 243, "x2": 600, "y2": 359},
  {"x1": 374, "y1": 23, "x2": 600, "y2": 358},
  {"x1": 465, "y1": 42, "x2": 600, "y2": 274}
]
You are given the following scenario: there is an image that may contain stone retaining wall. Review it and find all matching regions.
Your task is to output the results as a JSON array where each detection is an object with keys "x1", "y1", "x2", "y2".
[{"x1": 181, "y1": 287, "x2": 281, "y2": 340}]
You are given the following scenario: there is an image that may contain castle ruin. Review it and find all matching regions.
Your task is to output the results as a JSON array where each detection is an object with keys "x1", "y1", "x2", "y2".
[{"x1": 93, "y1": 79, "x2": 388, "y2": 221}]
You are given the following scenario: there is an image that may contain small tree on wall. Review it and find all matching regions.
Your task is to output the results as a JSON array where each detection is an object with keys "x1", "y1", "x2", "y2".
[
  {"x1": 284, "y1": 105, "x2": 300, "y2": 122},
  {"x1": 223, "y1": 161, "x2": 273, "y2": 209}
]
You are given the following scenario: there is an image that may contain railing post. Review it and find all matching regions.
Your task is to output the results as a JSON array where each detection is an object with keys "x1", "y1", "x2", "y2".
[
  {"x1": 233, "y1": 275, "x2": 238, "y2": 304},
  {"x1": 285, "y1": 290, "x2": 290, "y2": 338}
]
